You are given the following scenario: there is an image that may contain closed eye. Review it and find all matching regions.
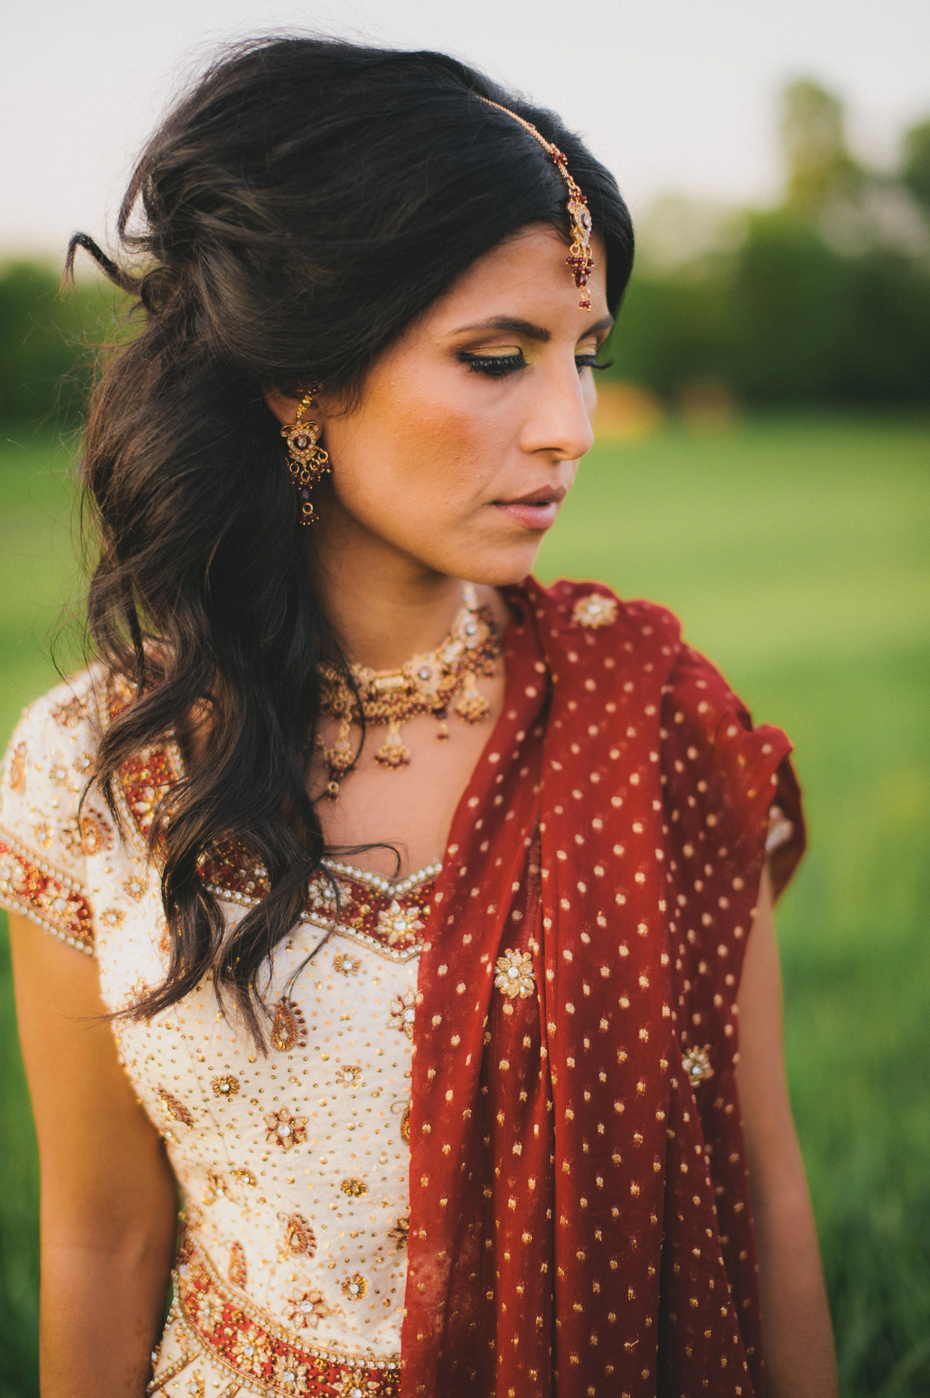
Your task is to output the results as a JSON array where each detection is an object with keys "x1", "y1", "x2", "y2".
[{"x1": 458, "y1": 350, "x2": 613, "y2": 379}]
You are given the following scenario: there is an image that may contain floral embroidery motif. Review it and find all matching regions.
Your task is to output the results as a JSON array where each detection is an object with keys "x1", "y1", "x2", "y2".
[
  {"x1": 33, "y1": 821, "x2": 53, "y2": 849},
  {"x1": 572, "y1": 591, "x2": 618, "y2": 628},
  {"x1": 185, "y1": 1371, "x2": 205, "y2": 1398},
  {"x1": 231, "y1": 1167, "x2": 257, "y2": 1190},
  {"x1": 123, "y1": 873, "x2": 147, "y2": 900},
  {"x1": 682, "y1": 1044, "x2": 714, "y2": 1087},
  {"x1": 229, "y1": 1240, "x2": 248, "y2": 1289},
  {"x1": 387, "y1": 1216, "x2": 409, "y2": 1250},
  {"x1": 48, "y1": 760, "x2": 70, "y2": 787},
  {"x1": 341, "y1": 1273, "x2": 369, "y2": 1301},
  {"x1": 376, "y1": 899, "x2": 425, "y2": 950},
  {"x1": 211, "y1": 1074, "x2": 240, "y2": 1099},
  {"x1": 271, "y1": 996, "x2": 308, "y2": 1052},
  {"x1": 333, "y1": 952, "x2": 361, "y2": 975},
  {"x1": 272, "y1": 1355, "x2": 310, "y2": 1392},
  {"x1": 158, "y1": 1087, "x2": 194, "y2": 1128},
  {"x1": 78, "y1": 809, "x2": 113, "y2": 855},
  {"x1": 0, "y1": 838, "x2": 95, "y2": 952},
  {"x1": 51, "y1": 694, "x2": 86, "y2": 727},
  {"x1": 284, "y1": 1287, "x2": 338, "y2": 1330},
  {"x1": 494, "y1": 948, "x2": 536, "y2": 999},
  {"x1": 335, "y1": 1063, "x2": 363, "y2": 1088},
  {"x1": 340, "y1": 1177, "x2": 368, "y2": 1198},
  {"x1": 202, "y1": 1171, "x2": 232, "y2": 1206},
  {"x1": 389, "y1": 990, "x2": 417, "y2": 1039},
  {"x1": 280, "y1": 1213, "x2": 316, "y2": 1259},
  {"x1": 99, "y1": 907, "x2": 125, "y2": 929},
  {"x1": 7, "y1": 743, "x2": 26, "y2": 793},
  {"x1": 265, "y1": 1106, "x2": 307, "y2": 1151}
]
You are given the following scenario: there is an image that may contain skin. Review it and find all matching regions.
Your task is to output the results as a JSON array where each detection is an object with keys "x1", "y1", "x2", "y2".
[{"x1": 10, "y1": 222, "x2": 836, "y2": 1395}]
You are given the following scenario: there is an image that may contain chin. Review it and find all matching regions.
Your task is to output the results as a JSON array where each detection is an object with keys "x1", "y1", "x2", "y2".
[{"x1": 448, "y1": 542, "x2": 546, "y2": 589}]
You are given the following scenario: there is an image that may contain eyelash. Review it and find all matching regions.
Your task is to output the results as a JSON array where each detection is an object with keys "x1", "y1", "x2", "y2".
[{"x1": 457, "y1": 351, "x2": 612, "y2": 380}]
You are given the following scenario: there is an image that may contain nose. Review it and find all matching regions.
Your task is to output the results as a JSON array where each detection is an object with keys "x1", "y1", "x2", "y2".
[{"x1": 519, "y1": 359, "x2": 596, "y2": 462}]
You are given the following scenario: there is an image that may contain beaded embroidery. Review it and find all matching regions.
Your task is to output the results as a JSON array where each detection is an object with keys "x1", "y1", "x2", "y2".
[
  {"x1": 174, "y1": 1235, "x2": 401, "y2": 1397},
  {"x1": 0, "y1": 836, "x2": 95, "y2": 953}
]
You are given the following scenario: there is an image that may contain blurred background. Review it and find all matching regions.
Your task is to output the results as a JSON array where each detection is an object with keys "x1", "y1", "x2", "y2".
[{"x1": 1, "y1": 3, "x2": 928, "y2": 1394}]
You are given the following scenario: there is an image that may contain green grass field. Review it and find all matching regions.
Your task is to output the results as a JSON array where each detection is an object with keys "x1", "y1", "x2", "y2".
[{"x1": 1, "y1": 417, "x2": 929, "y2": 1396}]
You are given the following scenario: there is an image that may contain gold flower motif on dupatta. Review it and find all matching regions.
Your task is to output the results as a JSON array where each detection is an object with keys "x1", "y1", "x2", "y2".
[
  {"x1": 494, "y1": 948, "x2": 536, "y2": 999},
  {"x1": 572, "y1": 592, "x2": 618, "y2": 628}
]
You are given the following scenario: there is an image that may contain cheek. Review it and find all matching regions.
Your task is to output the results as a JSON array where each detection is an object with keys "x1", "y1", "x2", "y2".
[{"x1": 331, "y1": 378, "x2": 509, "y2": 516}]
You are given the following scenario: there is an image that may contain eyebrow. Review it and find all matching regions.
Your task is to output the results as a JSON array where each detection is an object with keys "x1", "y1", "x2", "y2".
[{"x1": 452, "y1": 314, "x2": 614, "y2": 341}]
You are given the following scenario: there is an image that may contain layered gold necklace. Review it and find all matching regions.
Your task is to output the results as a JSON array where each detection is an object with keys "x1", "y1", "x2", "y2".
[{"x1": 317, "y1": 583, "x2": 502, "y2": 797}]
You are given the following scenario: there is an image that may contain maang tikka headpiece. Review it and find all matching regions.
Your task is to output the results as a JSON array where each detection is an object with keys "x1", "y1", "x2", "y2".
[{"x1": 479, "y1": 96, "x2": 595, "y2": 310}]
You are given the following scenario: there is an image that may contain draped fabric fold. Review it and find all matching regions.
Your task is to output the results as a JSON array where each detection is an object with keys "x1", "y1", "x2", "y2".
[{"x1": 402, "y1": 579, "x2": 804, "y2": 1398}]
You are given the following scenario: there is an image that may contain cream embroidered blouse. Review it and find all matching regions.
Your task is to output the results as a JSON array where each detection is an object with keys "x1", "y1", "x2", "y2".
[{"x1": 0, "y1": 671, "x2": 439, "y2": 1398}]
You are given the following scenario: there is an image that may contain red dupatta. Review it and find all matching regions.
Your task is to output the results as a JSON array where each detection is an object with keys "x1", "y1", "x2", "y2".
[{"x1": 401, "y1": 579, "x2": 804, "y2": 1398}]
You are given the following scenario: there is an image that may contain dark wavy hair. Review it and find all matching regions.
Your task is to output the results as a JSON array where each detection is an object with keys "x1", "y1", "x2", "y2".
[{"x1": 70, "y1": 35, "x2": 634, "y2": 1040}]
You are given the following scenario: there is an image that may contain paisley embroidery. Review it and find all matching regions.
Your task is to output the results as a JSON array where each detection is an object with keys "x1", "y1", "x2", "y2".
[
  {"x1": 228, "y1": 1241, "x2": 248, "y2": 1289},
  {"x1": 270, "y1": 997, "x2": 307, "y2": 1052},
  {"x1": 7, "y1": 743, "x2": 26, "y2": 793},
  {"x1": 158, "y1": 1087, "x2": 194, "y2": 1128},
  {"x1": 280, "y1": 1213, "x2": 316, "y2": 1259},
  {"x1": 78, "y1": 808, "x2": 113, "y2": 855}
]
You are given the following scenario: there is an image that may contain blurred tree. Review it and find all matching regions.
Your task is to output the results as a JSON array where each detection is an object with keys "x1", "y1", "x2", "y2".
[
  {"x1": 902, "y1": 119, "x2": 930, "y2": 210},
  {"x1": 781, "y1": 78, "x2": 861, "y2": 210},
  {"x1": 610, "y1": 78, "x2": 930, "y2": 409}
]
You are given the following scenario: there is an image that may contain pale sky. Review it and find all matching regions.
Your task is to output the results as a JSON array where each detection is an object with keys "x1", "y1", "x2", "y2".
[{"x1": 3, "y1": 0, "x2": 929, "y2": 259}]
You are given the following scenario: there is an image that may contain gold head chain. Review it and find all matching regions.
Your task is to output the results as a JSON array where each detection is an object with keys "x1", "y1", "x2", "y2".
[
  {"x1": 479, "y1": 96, "x2": 595, "y2": 309},
  {"x1": 317, "y1": 583, "x2": 502, "y2": 798}
]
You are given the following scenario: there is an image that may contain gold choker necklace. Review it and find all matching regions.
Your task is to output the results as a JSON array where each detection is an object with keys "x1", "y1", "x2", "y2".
[{"x1": 318, "y1": 584, "x2": 502, "y2": 797}]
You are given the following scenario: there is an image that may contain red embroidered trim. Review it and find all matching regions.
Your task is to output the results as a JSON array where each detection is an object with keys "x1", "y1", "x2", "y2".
[
  {"x1": 175, "y1": 1235, "x2": 401, "y2": 1396},
  {"x1": 0, "y1": 835, "x2": 94, "y2": 953},
  {"x1": 116, "y1": 736, "x2": 434, "y2": 957}
]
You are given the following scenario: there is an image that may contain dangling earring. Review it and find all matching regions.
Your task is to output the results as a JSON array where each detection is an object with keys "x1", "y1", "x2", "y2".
[{"x1": 281, "y1": 384, "x2": 330, "y2": 524}]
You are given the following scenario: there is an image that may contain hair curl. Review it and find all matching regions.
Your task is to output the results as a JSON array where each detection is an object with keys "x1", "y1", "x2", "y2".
[{"x1": 70, "y1": 35, "x2": 634, "y2": 1042}]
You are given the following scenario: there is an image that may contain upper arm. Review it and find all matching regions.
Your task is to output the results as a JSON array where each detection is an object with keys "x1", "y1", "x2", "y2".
[
  {"x1": 8, "y1": 913, "x2": 177, "y2": 1244},
  {"x1": 736, "y1": 866, "x2": 805, "y2": 1195}
]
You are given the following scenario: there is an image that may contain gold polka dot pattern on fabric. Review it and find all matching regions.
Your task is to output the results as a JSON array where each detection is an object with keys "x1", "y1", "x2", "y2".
[{"x1": 401, "y1": 578, "x2": 804, "y2": 1398}]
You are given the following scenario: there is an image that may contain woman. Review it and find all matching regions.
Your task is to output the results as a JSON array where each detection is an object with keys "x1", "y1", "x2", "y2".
[{"x1": 0, "y1": 37, "x2": 836, "y2": 1398}]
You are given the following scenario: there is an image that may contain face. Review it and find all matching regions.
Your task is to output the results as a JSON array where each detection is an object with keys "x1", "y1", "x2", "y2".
[{"x1": 269, "y1": 223, "x2": 611, "y2": 587}]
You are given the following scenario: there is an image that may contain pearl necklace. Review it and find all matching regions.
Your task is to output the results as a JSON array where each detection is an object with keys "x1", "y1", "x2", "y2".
[{"x1": 317, "y1": 584, "x2": 502, "y2": 797}]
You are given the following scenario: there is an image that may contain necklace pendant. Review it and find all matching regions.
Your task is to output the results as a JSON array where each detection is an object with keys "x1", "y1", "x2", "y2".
[
  {"x1": 375, "y1": 721, "x2": 412, "y2": 770},
  {"x1": 454, "y1": 672, "x2": 491, "y2": 724}
]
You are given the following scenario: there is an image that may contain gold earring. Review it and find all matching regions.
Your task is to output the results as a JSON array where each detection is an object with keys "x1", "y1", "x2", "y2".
[{"x1": 281, "y1": 385, "x2": 330, "y2": 524}]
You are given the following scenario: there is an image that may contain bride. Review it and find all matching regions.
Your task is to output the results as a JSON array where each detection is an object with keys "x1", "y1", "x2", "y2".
[{"x1": 1, "y1": 35, "x2": 836, "y2": 1398}]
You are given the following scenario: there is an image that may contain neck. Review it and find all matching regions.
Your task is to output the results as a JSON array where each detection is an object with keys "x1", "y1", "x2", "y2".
[{"x1": 308, "y1": 521, "x2": 473, "y2": 672}]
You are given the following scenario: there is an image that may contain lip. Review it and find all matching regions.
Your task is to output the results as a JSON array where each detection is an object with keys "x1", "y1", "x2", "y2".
[{"x1": 493, "y1": 484, "x2": 566, "y2": 531}]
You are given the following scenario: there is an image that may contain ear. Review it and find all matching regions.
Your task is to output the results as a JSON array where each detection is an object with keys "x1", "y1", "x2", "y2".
[{"x1": 262, "y1": 385, "x2": 303, "y2": 427}]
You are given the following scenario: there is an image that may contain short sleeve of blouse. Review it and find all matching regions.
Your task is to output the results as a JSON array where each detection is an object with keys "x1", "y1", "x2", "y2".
[
  {"x1": 0, "y1": 672, "x2": 104, "y2": 956},
  {"x1": 661, "y1": 641, "x2": 806, "y2": 907}
]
